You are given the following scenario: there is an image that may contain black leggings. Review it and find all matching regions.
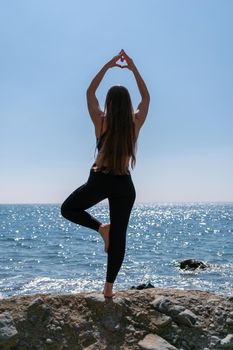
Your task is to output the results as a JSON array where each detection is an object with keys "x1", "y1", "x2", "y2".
[{"x1": 60, "y1": 168, "x2": 136, "y2": 283}]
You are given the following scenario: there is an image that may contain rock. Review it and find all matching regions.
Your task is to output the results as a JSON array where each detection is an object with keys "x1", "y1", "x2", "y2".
[
  {"x1": 207, "y1": 298, "x2": 221, "y2": 304},
  {"x1": 84, "y1": 293, "x2": 105, "y2": 304},
  {"x1": 175, "y1": 309, "x2": 197, "y2": 327},
  {"x1": 0, "y1": 288, "x2": 231, "y2": 349},
  {"x1": 220, "y1": 334, "x2": 233, "y2": 349},
  {"x1": 27, "y1": 300, "x2": 51, "y2": 324},
  {"x1": 210, "y1": 335, "x2": 221, "y2": 346},
  {"x1": 0, "y1": 312, "x2": 18, "y2": 348},
  {"x1": 151, "y1": 296, "x2": 197, "y2": 327},
  {"x1": 28, "y1": 297, "x2": 44, "y2": 308},
  {"x1": 168, "y1": 304, "x2": 187, "y2": 318},
  {"x1": 179, "y1": 259, "x2": 208, "y2": 269},
  {"x1": 152, "y1": 314, "x2": 172, "y2": 328},
  {"x1": 152, "y1": 297, "x2": 185, "y2": 315},
  {"x1": 226, "y1": 318, "x2": 233, "y2": 326},
  {"x1": 138, "y1": 333, "x2": 178, "y2": 349},
  {"x1": 84, "y1": 342, "x2": 100, "y2": 350},
  {"x1": 131, "y1": 282, "x2": 155, "y2": 290}
]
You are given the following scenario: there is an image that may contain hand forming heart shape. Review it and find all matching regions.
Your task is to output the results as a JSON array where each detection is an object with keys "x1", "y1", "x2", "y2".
[
  {"x1": 116, "y1": 57, "x2": 127, "y2": 68},
  {"x1": 117, "y1": 49, "x2": 135, "y2": 70},
  {"x1": 106, "y1": 49, "x2": 134, "y2": 70},
  {"x1": 118, "y1": 50, "x2": 127, "y2": 68}
]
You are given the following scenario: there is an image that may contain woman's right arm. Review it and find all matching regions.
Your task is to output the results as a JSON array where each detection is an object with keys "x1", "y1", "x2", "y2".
[
  {"x1": 120, "y1": 50, "x2": 150, "y2": 132},
  {"x1": 133, "y1": 65, "x2": 150, "y2": 131}
]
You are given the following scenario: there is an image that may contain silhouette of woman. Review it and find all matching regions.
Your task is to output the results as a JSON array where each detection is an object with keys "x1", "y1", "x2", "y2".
[{"x1": 61, "y1": 49, "x2": 150, "y2": 298}]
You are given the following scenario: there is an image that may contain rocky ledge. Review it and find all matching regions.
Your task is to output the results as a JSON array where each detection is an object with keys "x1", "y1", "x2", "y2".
[{"x1": 0, "y1": 288, "x2": 233, "y2": 350}]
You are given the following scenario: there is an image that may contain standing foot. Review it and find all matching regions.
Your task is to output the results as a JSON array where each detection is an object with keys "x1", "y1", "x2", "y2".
[
  {"x1": 98, "y1": 223, "x2": 110, "y2": 253},
  {"x1": 102, "y1": 282, "x2": 115, "y2": 298}
]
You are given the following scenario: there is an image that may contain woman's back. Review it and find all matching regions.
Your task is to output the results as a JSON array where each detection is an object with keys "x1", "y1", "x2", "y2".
[
  {"x1": 92, "y1": 86, "x2": 137, "y2": 176},
  {"x1": 94, "y1": 130, "x2": 131, "y2": 175}
]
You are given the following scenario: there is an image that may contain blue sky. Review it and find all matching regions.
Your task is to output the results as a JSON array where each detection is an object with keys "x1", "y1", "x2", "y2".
[{"x1": 1, "y1": 0, "x2": 233, "y2": 203}]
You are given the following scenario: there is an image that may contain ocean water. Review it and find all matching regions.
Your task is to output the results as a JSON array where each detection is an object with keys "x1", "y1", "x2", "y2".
[{"x1": 0, "y1": 203, "x2": 232, "y2": 299}]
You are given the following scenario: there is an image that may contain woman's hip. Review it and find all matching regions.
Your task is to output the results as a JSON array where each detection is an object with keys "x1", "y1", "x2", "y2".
[{"x1": 88, "y1": 168, "x2": 135, "y2": 196}]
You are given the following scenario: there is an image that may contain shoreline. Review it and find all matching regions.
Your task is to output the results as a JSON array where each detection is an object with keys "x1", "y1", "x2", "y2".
[{"x1": 0, "y1": 285, "x2": 232, "y2": 300}]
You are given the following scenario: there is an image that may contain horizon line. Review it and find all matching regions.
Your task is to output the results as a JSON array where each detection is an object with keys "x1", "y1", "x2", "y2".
[{"x1": 1, "y1": 201, "x2": 233, "y2": 205}]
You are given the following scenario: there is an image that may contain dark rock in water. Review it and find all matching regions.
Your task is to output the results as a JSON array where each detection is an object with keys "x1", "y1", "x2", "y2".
[
  {"x1": 130, "y1": 282, "x2": 155, "y2": 290},
  {"x1": 180, "y1": 259, "x2": 208, "y2": 270}
]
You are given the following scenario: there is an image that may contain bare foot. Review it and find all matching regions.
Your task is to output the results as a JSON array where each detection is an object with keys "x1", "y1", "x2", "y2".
[
  {"x1": 102, "y1": 290, "x2": 116, "y2": 298},
  {"x1": 102, "y1": 282, "x2": 115, "y2": 298},
  {"x1": 98, "y1": 224, "x2": 110, "y2": 253}
]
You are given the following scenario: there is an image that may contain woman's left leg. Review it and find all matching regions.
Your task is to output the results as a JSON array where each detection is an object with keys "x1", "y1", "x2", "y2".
[{"x1": 103, "y1": 191, "x2": 135, "y2": 297}]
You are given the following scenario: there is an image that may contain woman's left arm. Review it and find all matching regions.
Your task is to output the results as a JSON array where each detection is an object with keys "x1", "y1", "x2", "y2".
[{"x1": 86, "y1": 52, "x2": 123, "y2": 136}]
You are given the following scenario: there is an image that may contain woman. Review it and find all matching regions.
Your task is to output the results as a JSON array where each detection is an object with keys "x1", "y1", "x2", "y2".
[{"x1": 61, "y1": 49, "x2": 150, "y2": 298}]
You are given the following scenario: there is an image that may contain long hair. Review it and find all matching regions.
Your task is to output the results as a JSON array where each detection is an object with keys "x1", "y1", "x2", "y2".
[{"x1": 96, "y1": 85, "x2": 137, "y2": 175}]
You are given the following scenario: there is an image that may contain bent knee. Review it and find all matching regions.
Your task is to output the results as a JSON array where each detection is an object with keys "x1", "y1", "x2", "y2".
[{"x1": 60, "y1": 202, "x2": 69, "y2": 219}]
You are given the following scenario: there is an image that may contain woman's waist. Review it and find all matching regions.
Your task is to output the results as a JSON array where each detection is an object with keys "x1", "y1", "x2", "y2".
[{"x1": 91, "y1": 163, "x2": 131, "y2": 176}]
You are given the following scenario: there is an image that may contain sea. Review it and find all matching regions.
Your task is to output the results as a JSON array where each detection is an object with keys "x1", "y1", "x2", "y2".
[{"x1": 0, "y1": 203, "x2": 232, "y2": 299}]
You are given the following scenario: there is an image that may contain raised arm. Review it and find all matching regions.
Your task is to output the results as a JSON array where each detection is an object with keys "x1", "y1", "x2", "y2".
[
  {"x1": 120, "y1": 49, "x2": 150, "y2": 132},
  {"x1": 86, "y1": 53, "x2": 123, "y2": 138}
]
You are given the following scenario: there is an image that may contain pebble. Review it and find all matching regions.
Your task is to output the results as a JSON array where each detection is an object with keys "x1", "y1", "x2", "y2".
[
  {"x1": 46, "y1": 338, "x2": 53, "y2": 344},
  {"x1": 127, "y1": 324, "x2": 136, "y2": 332}
]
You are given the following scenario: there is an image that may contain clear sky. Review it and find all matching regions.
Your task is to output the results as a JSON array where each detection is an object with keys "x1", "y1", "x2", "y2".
[{"x1": 1, "y1": 0, "x2": 233, "y2": 203}]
